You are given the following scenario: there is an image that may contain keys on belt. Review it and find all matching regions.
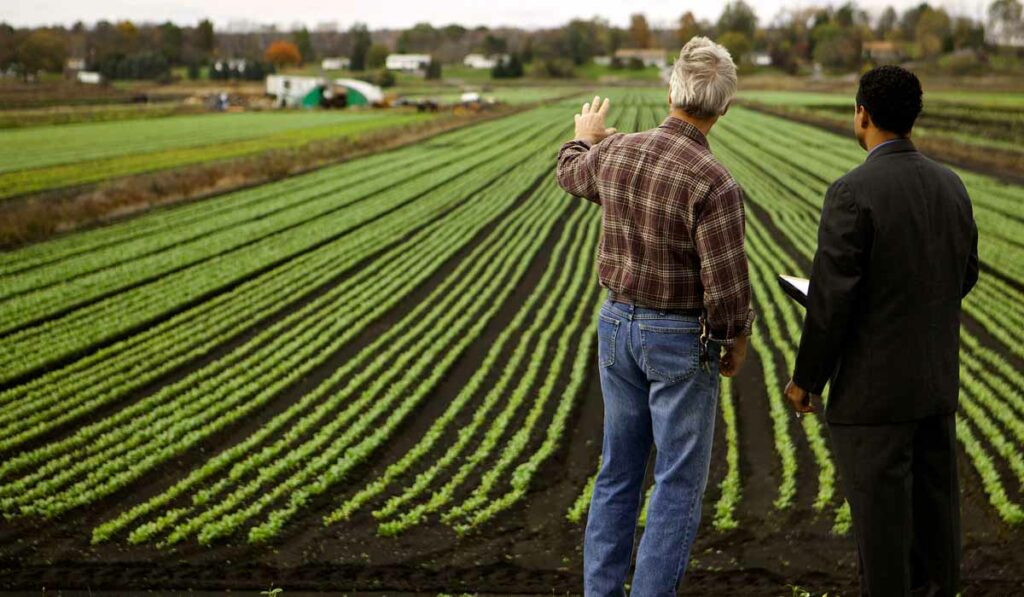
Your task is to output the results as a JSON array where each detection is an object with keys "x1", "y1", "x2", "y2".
[{"x1": 698, "y1": 313, "x2": 713, "y2": 373}]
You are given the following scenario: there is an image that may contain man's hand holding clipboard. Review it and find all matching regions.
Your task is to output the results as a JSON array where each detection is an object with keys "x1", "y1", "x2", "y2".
[{"x1": 777, "y1": 274, "x2": 822, "y2": 417}]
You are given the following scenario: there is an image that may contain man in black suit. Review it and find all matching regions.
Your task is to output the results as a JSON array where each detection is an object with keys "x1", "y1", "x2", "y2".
[{"x1": 784, "y1": 65, "x2": 979, "y2": 596}]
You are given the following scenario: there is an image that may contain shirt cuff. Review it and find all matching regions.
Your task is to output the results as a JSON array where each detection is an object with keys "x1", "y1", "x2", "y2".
[{"x1": 710, "y1": 308, "x2": 755, "y2": 348}]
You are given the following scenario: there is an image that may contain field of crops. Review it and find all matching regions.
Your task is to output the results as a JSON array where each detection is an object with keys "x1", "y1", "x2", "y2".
[
  {"x1": 740, "y1": 89, "x2": 1024, "y2": 151},
  {"x1": 1, "y1": 89, "x2": 1022, "y2": 593},
  {"x1": 0, "y1": 109, "x2": 435, "y2": 199},
  {"x1": 739, "y1": 89, "x2": 1024, "y2": 178}
]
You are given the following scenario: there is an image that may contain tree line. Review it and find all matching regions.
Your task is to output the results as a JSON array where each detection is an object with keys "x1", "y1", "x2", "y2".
[{"x1": 2, "y1": 0, "x2": 1022, "y2": 81}]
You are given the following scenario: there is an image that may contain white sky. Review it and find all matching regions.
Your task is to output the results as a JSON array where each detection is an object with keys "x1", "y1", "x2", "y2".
[{"x1": 3, "y1": 0, "x2": 994, "y2": 30}]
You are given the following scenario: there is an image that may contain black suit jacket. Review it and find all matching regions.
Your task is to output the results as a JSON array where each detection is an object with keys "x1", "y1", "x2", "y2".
[{"x1": 793, "y1": 139, "x2": 979, "y2": 424}]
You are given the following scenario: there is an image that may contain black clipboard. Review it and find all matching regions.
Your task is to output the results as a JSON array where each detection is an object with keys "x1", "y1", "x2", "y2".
[{"x1": 777, "y1": 275, "x2": 809, "y2": 308}]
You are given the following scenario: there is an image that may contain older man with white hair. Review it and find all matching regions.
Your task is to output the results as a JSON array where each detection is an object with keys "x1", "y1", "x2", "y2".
[{"x1": 556, "y1": 36, "x2": 755, "y2": 596}]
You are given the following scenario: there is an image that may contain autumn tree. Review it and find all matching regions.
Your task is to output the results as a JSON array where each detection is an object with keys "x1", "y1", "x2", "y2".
[
  {"x1": 265, "y1": 40, "x2": 301, "y2": 68},
  {"x1": 915, "y1": 6, "x2": 952, "y2": 59},
  {"x1": 115, "y1": 20, "x2": 139, "y2": 53},
  {"x1": 677, "y1": 12, "x2": 702, "y2": 47},
  {"x1": 629, "y1": 14, "x2": 652, "y2": 48},
  {"x1": 15, "y1": 29, "x2": 67, "y2": 80}
]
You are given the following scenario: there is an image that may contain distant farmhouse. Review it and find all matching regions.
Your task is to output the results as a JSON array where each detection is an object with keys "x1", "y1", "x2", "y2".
[
  {"x1": 77, "y1": 71, "x2": 103, "y2": 84},
  {"x1": 614, "y1": 48, "x2": 669, "y2": 68},
  {"x1": 862, "y1": 41, "x2": 907, "y2": 64},
  {"x1": 386, "y1": 54, "x2": 431, "y2": 72},
  {"x1": 63, "y1": 57, "x2": 102, "y2": 84},
  {"x1": 463, "y1": 53, "x2": 508, "y2": 69},
  {"x1": 320, "y1": 57, "x2": 351, "y2": 70}
]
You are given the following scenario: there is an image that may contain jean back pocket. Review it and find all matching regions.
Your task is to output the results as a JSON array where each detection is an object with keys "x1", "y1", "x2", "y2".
[{"x1": 638, "y1": 322, "x2": 699, "y2": 384}]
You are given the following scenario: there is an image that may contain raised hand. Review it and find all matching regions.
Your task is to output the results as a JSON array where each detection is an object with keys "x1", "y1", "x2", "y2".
[{"x1": 573, "y1": 95, "x2": 617, "y2": 145}]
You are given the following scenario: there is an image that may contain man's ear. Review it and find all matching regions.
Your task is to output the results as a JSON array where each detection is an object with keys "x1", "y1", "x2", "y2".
[
  {"x1": 721, "y1": 101, "x2": 731, "y2": 116},
  {"x1": 856, "y1": 105, "x2": 871, "y2": 130}
]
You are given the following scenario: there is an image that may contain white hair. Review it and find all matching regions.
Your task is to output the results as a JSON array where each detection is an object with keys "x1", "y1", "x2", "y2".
[{"x1": 669, "y1": 36, "x2": 738, "y2": 119}]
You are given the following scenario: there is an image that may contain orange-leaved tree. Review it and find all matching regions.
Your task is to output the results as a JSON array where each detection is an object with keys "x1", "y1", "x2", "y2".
[{"x1": 265, "y1": 40, "x2": 302, "y2": 68}]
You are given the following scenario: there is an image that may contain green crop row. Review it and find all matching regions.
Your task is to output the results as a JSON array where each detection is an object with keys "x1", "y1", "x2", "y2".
[
  {"x1": 713, "y1": 106, "x2": 1024, "y2": 525},
  {"x1": 91, "y1": 170, "x2": 568, "y2": 544},
  {"x1": 0, "y1": 112, "x2": 570, "y2": 520},
  {"x1": 329, "y1": 196, "x2": 594, "y2": 531},
  {"x1": 0, "y1": 111, "x2": 558, "y2": 386}
]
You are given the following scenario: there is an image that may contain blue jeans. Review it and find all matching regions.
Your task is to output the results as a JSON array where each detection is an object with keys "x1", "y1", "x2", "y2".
[{"x1": 584, "y1": 296, "x2": 720, "y2": 597}]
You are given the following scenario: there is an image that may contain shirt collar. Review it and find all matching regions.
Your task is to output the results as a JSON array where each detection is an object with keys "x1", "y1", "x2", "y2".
[
  {"x1": 865, "y1": 137, "x2": 916, "y2": 162},
  {"x1": 867, "y1": 138, "x2": 901, "y2": 157},
  {"x1": 659, "y1": 115, "x2": 709, "y2": 148}
]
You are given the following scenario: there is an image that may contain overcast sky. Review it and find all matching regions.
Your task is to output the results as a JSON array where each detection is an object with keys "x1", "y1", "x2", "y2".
[{"x1": 4, "y1": 0, "x2": 994, "y2": 30}]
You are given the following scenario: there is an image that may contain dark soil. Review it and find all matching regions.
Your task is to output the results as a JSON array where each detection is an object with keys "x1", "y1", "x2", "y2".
[{"x1": 2, "y1": 172, "x2": 1024, "y2": 596}]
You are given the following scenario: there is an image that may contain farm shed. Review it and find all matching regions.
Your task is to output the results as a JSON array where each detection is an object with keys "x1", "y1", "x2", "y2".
[
  {"x1": 265, "y1": 75, "x2": 382, "y2": 108},
  {"x1": 333, "y1": 78, "x2": 383, "y2": 106}
]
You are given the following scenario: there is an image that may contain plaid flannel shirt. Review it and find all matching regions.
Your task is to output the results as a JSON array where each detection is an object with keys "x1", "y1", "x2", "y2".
[{"x1": 555, "y1": 115, "x2": 755, "y2": 346}]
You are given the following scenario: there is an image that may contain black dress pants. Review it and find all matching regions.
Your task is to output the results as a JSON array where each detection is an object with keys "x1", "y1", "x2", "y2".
[{"x1": 828, "y1": 412, "x2": 961, "y2": 597}]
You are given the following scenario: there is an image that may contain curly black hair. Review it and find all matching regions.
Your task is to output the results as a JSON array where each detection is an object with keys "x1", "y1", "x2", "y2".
[{"x1": 855, "y1": 65, "x2": 923, "y2": 136}]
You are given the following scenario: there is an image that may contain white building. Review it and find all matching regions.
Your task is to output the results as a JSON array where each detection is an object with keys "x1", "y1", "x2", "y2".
[
  {"x1": 386, "y1": 53, "x2": 431, "y2": 71},
  {"x1": 462, "y1": 53, "x2": 508, "y2": 69},
  {"x1": 77, "y1": 71, "x2": 102, "y2": 84},
  {"x1": 266, "y1": 75, "x2": 322, "y2": 106},
  {"x1": 212, "y1": 58, "x2": 249, "y2": 74},
  {"x1": 614, "y1": 48, "x2": 669, "y2": 68},
  {"x1": 750, "y1": 52, "x2": 773, "y2": 66},
  {"x1": 321, "y1": 57, "x2": 351, "y2": 70},
  {"x1": 593, "y1": 55, "x2": 612, "y2": 66}
]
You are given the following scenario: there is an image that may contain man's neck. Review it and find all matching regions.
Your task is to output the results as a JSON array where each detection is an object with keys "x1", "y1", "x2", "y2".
[{"x1": 668, "y1": 108, "x2": 716, "y2": 136}]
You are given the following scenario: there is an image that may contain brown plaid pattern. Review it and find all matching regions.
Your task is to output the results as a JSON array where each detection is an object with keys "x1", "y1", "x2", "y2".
[{"x1": 556, "y1": 115, "x2": 755, "y2": 345}]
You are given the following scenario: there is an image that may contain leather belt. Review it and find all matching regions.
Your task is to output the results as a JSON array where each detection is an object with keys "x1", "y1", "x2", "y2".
[{"x1": 607, "y1": 290, "x2": 703, "y2": 316}]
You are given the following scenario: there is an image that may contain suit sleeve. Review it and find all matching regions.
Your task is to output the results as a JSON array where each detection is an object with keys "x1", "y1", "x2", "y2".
[
  {"x1": 556, "y1": 139, "x2": 603, "y2": 205},
  {"x1": 793, "y1": 180, "x2": 869, "y2": 394},
  {"x1": 962, "y1": 210, "x2": 979, "y2": 299}
]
